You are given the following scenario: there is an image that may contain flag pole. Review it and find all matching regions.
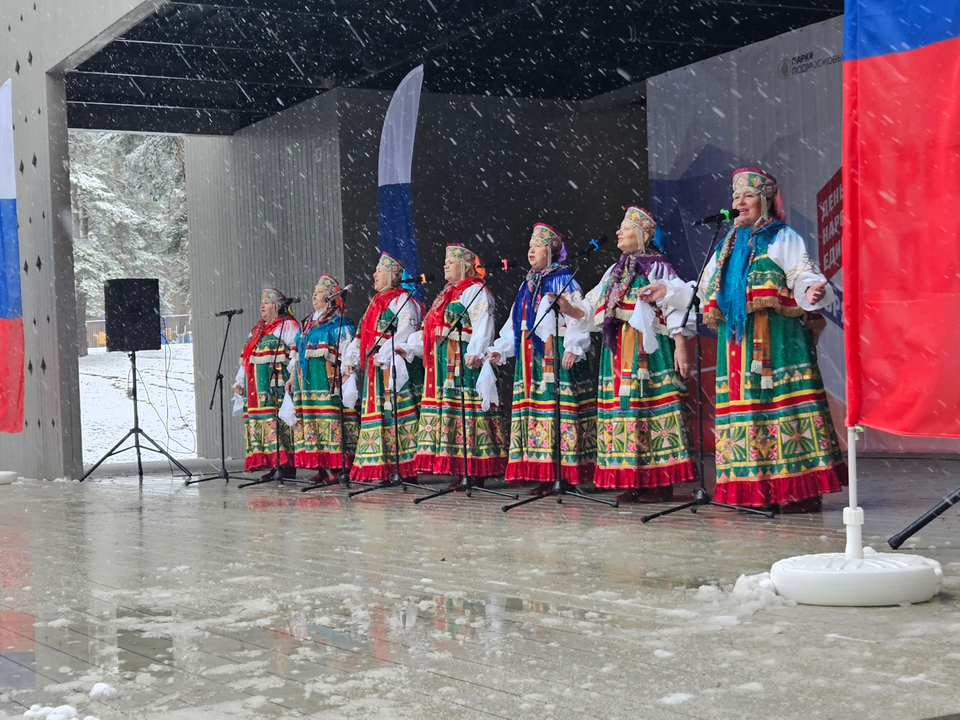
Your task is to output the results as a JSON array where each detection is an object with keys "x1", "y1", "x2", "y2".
[{"x1": 843, "y1": 425, "x2": 863, "y2": 560}]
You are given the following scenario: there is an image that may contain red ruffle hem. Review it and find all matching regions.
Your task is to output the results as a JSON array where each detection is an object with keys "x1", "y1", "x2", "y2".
[
  {"x1": 245, "y1": 450, "x2": 295, "y2": 472},
  {"x1": 505, "y1": 460, "x2": 595, "y2": 486},
  {"x1": 593, "y1": 459, "x2": 698, "y2": 490},
  {"x1": 712, "y1": 463, "x2": 848, "y2": 507},
  {"x1": 294, "y1": 450, "x2": 353, "y2": 470},
  {"x1": 414, "y1": 452, "x2": 507, "y2": 478},
  {"x1": 349, "y1": 460, "x2": 419, "y2": 483}
]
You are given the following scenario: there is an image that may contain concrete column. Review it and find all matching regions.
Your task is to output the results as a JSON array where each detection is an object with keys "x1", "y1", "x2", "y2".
[{"x1": 0, "y1": 0, "x2": 166, "y2": 478}]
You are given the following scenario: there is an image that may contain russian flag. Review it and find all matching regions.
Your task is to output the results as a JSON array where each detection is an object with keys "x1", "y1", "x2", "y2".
[
  {"x1": 843, "y1": 0, "x2": 960, "y2": 437},
  {"x1": 378, "y1": 65, "x2": 424, "y2": 300},
  {"x1": 0, "y1": 79, "x2": 24, "y2": 433}
]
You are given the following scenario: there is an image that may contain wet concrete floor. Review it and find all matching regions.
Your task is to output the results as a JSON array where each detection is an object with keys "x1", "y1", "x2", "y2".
[{"x1": 1, "y1": 459, "x2": 959, "y2": 719}]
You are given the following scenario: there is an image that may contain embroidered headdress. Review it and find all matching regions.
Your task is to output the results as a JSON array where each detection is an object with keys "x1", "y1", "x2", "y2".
[
  {"x1": 732, "y1": 167, "x2": 785, "y2": 223},
  {"x1": 316, "y1": 274, "x2": 340, "y2": 296},
  {"x1": 261, "y1": 287, "x2": 285, "y2": 305},
  {"x1": 445, "y1": 243, "x2": 484, "y2": 279},
  {"x1": 530, "y1": 222, "x2": 567, "y2": 263},
  {"x1": 376, "y1": 252, "x2": 406, "y2": 288},
  {"x1": 623, "y1": 205, "x2": 665, "y2": 253},
  {"x1": 376, "y1": 252, "x2": 404, "y2": 277},
  {"x1": 623, "y1": 205, "x2": 656, "y2": 234}
]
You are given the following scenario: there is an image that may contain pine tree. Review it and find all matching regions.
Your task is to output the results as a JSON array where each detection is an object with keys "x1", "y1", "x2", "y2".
[{"x1": 69, "y1": 132, "x2": 189, "y2": 327}]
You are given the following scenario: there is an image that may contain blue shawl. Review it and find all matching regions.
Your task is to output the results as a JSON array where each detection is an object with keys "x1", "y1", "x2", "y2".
[
  {"x1": 297, "y1": 311, "x2": 356, "y2": 371},
  {"x1": 716, "y1": 221, "x2": 784, "y2": 341},
  {"x1": 510, "y1": 264, "x2": 580, "y2": 358}
]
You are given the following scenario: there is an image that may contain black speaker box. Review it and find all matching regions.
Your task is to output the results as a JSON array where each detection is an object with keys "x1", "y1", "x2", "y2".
[{"x1": 104, "y1": 278, "x2": 161, "y2": 352}]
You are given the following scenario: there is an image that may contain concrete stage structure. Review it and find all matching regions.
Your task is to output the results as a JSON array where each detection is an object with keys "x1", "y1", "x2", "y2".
[{"x1": 1, "y1": 0, "x2": 847, "y2": 477}]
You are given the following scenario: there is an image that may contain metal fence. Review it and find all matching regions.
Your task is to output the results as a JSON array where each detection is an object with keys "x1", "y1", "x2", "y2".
[{"x1": 85, "y1": 314, "x2": 193, "y2": 348}]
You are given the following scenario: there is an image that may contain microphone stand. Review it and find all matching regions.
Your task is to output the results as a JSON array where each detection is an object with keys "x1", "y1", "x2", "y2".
[
  {"x1": 187, "y1": 311, "x2": 255, "y2": 486},
  {"x1": 80, "y1": 350, "x2": 193, "y2": 484},
  {"x1": 889, "y1": 490, "x2": 960, "y2": 549},
  {"x1": 415, "y1": 276, "x2": 519, "y2": 504},
  {"x1": 349, "y1": 288, "x2": 430, "y2": 498},
  {"x1": 641, "y1": 219, "x2": 774, "y2": 522},
  {"x1": 302, "y1": 306, "x2": 355, "y2": 491},
  {"x1": 239, "y1": 311, "x2": 307, "y2": 489},
  {"x1": 502, "y1": 253, "x2": 619, "y2": 513}
]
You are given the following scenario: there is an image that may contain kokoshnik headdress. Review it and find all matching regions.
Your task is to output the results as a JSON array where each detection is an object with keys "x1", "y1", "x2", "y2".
[
  {"x1": 622, "y1": 205, "x2": 665, "y2": 253},
  {"x1": 376, "y1": 251, "x2": 408, "y2": 287},
  {"x1": 530, "y1": 222, "x2": 567, "y2": 264},
  {"x1": 261, "y1": 287, "x2": 285, "y2": 305},
  {"x1": 445, "y1": 243, "x2": 485, "y2": 279},
  {"x1": 732, "y1": 167, "x2": 785, "y2": 223},
  {"x1": 316, "y1": 274, "x2": 340, "y2": 297}
]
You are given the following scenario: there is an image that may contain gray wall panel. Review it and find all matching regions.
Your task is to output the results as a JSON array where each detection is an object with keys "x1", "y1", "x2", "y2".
[{"x1": 186, "y1": 92, "x2": 342, "y2": 461}]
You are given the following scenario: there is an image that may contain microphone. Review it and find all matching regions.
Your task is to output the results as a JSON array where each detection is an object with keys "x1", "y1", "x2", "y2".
[
  {"x1": 480, "y1": 258, "x2": 516, "y2": 273},
  {"x1": 327, "y1": 283, "x2": 354, "y2": 300},
  {"x1": 214, "y1": 308, "x2": 244, "y2": 317},
  {"x1": 278, "y1": 297, "x2": 300, "y2": 314},
  {"x1": 570, "y1": 236, "x2": 609, "y2": 259},
  {"x1": 694, "y1": 208, "x2": 740, "y2": 225},
  {"x1": 400, "y1": 273, "x2": 437, "y2": 286}
]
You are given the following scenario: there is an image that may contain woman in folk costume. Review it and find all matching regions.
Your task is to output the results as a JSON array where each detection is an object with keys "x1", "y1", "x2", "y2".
[
  {"x1": 652, "y1": 168, "x2": 846, "y2": 511},
  {"x1": 411, "y1": 243, "x2": 507, "y2": 484},
  {"x1": 342, "y1": 252, "x2": 425, "y2": 482},
  {"x1": 580, "y1": 206, "x2": 698, "y2": 503},
  {"x1": 283, "y1": 274, "x2": 359, "y2": 483},
  {"x1": 233, "y1": 287, "x2": 300, "y2": 477},
  {"x1": 486, "y1": 223, "x2": 596, "y2": 493}
]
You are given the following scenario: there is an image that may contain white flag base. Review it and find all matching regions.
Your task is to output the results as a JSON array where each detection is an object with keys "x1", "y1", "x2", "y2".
[
  {"x1": 771, "y1": 549, "x2": 942, "y2": 606},
  {"x1": 0, "y1": 471, "x2": 17, "y2": 485},
  {"x1": 769, "y1": 426, "x2": 942, "y2": 607}
]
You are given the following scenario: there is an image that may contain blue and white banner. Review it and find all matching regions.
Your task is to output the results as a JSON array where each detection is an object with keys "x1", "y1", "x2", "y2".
[{"x1": 378, "y1": 65, "x2": 424, "y2": 299}]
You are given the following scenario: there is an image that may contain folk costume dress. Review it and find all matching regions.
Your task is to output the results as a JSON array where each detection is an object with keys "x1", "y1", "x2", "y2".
[
  {"x1": 412, "y1": 245, "x2": 507, "y2": 477},
  {"x1": 235, "y1": 289, "x2": 300, "y2": 472},
  {"x1": 583, "y1": 207, "x2": 697, "y2": 491},
  {"x1": 342, "y1": 254, "x2": 425, "y2": 482},
  {"x1": 489, "y1": 224, "x2": 597, "y2": 486},
  {"x1": 692, "y1": 168, "x2": 846, "y2": 507},
  {"x1": 287, "y1": 276, "x2": 359, "y2": 472}
]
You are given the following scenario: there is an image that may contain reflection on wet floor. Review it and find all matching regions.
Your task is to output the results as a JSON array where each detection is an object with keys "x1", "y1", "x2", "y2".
[{"x1": 0, "y1": 460, "x2": 959, "y2": 719}]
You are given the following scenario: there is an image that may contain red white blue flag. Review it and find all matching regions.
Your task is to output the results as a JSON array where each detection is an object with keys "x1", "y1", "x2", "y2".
[
  {"x1": 843, "y1": 0, "x2": 960, "y2": 437},
  {"x1": 0, "y1": 79, "x2": 24, "y2": 433}
]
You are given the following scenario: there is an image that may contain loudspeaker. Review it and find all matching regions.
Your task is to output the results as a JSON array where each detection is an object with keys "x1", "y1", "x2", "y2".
[{"x1": 104, "y1": 279, "x2": 161, "y2": 352}]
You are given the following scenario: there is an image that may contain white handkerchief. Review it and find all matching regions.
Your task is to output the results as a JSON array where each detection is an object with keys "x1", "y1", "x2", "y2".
[
  {"x1": 279, "y1": 392, "x2": 297, "y2": 427},
  {"x1": 378, "y1": 346, "x2": 409, "y2": 394},
  {"x1": 232, "y1": 392, "x2": 244, "y2": 417},
  {"x1": 533, "y1": 295, "x2": 558, "y2": 344},
  {"x1": 477, "y1": 360, "x2": 499, "y2": 411},
  {"x1": 342, "y1": 374, "x2": 359, "y2": 409},
  {"x1": 629, "y1": 299, "x2": 661, "y2": 354}
]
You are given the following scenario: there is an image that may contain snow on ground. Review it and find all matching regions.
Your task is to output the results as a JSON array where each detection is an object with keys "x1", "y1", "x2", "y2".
[{"x1": 78, "y1": 345, "x2": 196, "y2": 464}]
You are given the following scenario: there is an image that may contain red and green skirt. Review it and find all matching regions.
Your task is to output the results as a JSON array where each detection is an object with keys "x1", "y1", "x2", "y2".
[
  {"x1": 713, "y1": 311, "x2": 847, "y2": 506},
  {"x1": 291, "y1": 355, "x2": 358, "y2": 470},
  {"x1": 350, "y1": 359, "x2": 423, "y2": 482},
  {"x1": 415, "y1": 333, "x2": 506, "y2": 477},
  {"x1": 504, "y1": 333, "x2": 596, "y2": 485},
  {"x1": 243, "y1": 353, "x2": 294, "y2": 472},
  {"x1": 594, "y1": 325, "x2": 697, "y2": 489}
]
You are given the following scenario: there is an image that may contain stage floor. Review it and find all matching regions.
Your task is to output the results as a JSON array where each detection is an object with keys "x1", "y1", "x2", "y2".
[{"x1": 1, "y1": 460, "x2": 959, "y2": 720}]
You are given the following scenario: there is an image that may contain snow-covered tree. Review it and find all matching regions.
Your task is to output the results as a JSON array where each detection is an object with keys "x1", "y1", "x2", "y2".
[{"x1": 69, "y1": 132, "x2": 189, "y2": 320}]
